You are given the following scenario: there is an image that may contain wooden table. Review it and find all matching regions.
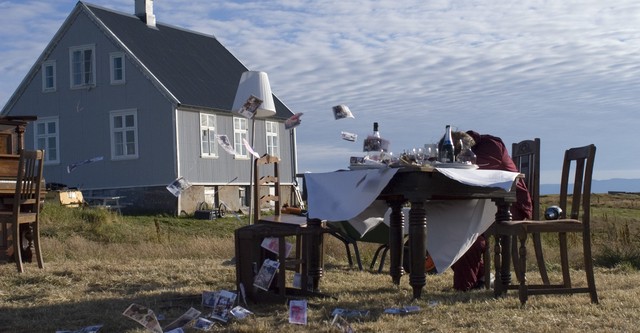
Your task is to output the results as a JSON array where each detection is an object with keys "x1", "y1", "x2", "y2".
[
  {"x1": 85, "y1": 196, "x2": 125, "y2": 213},
  {"x1": 305, "y1": 166, "x2": 519, "y2": 299},
  {"x1": 379, "y1": 167, "x2": 517, "y2": 299}
]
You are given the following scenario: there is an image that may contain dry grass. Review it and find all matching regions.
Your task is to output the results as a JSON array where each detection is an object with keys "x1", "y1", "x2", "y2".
[{"x1": 1, "y1": 195, "x2": 640, "y2": 332}]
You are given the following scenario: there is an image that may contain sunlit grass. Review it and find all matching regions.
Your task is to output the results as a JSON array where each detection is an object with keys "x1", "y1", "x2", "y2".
[{"x1": 0, "y1": 194, "x2": 639, "y2": 332}]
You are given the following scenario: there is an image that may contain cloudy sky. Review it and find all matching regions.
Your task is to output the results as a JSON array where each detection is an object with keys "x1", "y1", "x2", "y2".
[{"x1": 1, "y1": 0, "x2": 639, "y2": 184}]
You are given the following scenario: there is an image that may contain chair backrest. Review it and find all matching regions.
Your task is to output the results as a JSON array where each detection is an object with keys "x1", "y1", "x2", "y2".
[
  {"x1": 253, "y1": 154, "x2": 281, "y2": 220},
  {"x1": 13, "y1": 149, "x2": 44, "y2": 215},
  {"x1": 511, "y1": 138, "x2": 541, "y2": 220},
  {"x1": 559, "y1": 144, "x2": 596, "y2": 228}
]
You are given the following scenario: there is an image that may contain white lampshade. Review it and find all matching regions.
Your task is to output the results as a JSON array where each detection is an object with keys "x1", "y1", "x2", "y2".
[{"x1": 231, "y1": 71, "x2": 276, "y2": 118}]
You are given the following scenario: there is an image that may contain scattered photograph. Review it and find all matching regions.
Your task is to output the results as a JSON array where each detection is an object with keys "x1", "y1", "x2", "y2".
[
  {"x1": 332, "y1": 105, "x2": 355, "y2": 120},
  {"x1": 285, "y1": 112, "x2": 303, "y2": 130},
  {"x1": 202, "y1": 291, "x2": 219, "y2": 308},
  {"x1": 192, "y1": 317, "x2": 215, "y2": 331},
  {"x1": 383, "y1": 305, "x2": 421, "y2": 315},
  {"x1": 331, "y1": 315, "x2": 355, "y2": 333},
  {"x1": 236, "y1": 95, "x2": 263, "y2": 119},
  {"x1": 261, "y1": 237, "x2": 293, "y2": 258},
  {"x1": 164, "y1": 328, "x2": 185, "y2": 333},
  {"x1": 216, "y1": 134, "x2": 236, "y2": 155},
  {"x1": 331, "y1": 308, "x2": 370, "y2": 318},
  {"x1": 288, "y1": 299, "x2": 308, "y2": 325},
  {"x1": 166, "y1": 176, "x2": 192, "y2": 197},
  {"x1": 55, "y1": 324, "x2": 103, "y2": 333},
  {"x1": 239, "y1": 282, "x2": 247, "y2": 306},
  {"x1": 67, "y1": 156, "x2": 104, "y2": 173},
  {"x1": 341, "y1": 131, "x2": 357, "y2": 142},
  {"x1": 164, "y1": 307, "x2": 201, "y2": 331},
  {"x1": 230, "y1": 306, "x2": 253, "y2": 320},
  {"x1": 293, "y1": 272, "x2": 301, "y2": 289},
  {"x1": 209, "y1": 290, "x2": 237, "y2": 322},
  {"x1": 242, "y1": 138, "x2": 260, "y2": 159},
  {"x1": 253, "y1": 258, "x2": 280, "y2": 291},
  {"x1": 122, "y1": 303, "x2": 163, "y2": 333}
]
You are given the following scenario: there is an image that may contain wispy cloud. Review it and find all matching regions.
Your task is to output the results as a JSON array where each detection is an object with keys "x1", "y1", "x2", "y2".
[{"x1": 1, "y1": 0, "x2": 639, "y2": 182}]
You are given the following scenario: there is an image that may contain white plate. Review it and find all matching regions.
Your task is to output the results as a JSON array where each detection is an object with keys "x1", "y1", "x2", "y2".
[
  {"x1": 435, "y1": 163, "x2": 479, "y2": 169},
  {"x1": 348, "y1": 164, "x2": 388, "y2": 170}
]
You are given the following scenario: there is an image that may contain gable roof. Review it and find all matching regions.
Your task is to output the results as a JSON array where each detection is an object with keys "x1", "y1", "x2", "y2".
[{"x1": 2, "y1": 1, "x2": 293, "y2": 119}]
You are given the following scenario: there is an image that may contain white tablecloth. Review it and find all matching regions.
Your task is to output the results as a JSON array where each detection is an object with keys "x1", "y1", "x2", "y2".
[{"x1": 304, "y1": 167, "x2": 519, "y2": 273}]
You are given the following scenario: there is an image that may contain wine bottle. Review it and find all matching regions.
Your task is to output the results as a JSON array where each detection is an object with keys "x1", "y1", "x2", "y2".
[
  {"x1": 363, "y1": 122, "x2": 383, "y2": 152},
  {"x1": 440, "y1": 125, "x2": 454, "y2": 163}
]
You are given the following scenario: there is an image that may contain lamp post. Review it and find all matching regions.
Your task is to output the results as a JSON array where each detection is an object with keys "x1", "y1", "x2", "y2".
[{"x1": 231, "y1": 71, "x2": 276, "y2": 224}]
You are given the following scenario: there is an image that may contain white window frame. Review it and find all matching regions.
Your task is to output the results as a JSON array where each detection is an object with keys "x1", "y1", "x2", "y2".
[
  {"x1": 69, "y1": 44, "x2": 96, "y2": 89},
  {"x1": 200, "y1": 113, "x2": 218, "y2": 158},
  {"x1": 110, "y1": 109, "x2": 139, "y2": 160},
  {"x1": 233, "y1": 117, "x2": 248, "y2": 158},
  {"x1": 265, "y1": 121, "x2": 280, "y2": 157},
  {"x1": 33, "y1": 116, "x2": 60, "y2": 164},
  {"x1": 41, "y1": 60, "x2": 56, "y2": 92},
  {"x1": 109, "y1": 52, "x2": 125, "y2": 85}
]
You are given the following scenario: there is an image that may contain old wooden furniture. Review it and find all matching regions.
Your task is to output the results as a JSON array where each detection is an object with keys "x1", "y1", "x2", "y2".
[
  {"x1": 235, "y1": 222, "x2": 323, "y2": 303},
  {"x1": 0, "y1": 150, "x2": 45, "y2": 272},
  {"x1": 305, "y1": 167, "x2": 520, "y2": 299},
  {"x1": 0, "y1": 116, "x2": 36, "y2": 154},
  {"x1": 234, "y1": 154, "x2": 327, "y2": 301},
  {"x1": 493, "y1": 144, "x2": 598, "y2": 305},
  {"x1": 483, "y1": 138, "x2": 548, "y2": 288}
]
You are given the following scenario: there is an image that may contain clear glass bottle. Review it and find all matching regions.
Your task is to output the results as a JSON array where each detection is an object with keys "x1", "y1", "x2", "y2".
[
  {"x1": 440, "y1": 125, "x2": 454, "y2": 163},
  {"x1": 457, "y1": 139, "x2": 477, "y2": 164}
]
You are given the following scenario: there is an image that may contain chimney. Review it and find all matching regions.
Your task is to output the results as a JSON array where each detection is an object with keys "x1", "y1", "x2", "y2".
[{"x1": 135, "y1": 0, "x2": 156, "y2": 27}]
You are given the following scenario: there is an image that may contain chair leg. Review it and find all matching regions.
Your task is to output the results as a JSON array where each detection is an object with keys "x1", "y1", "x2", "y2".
[
  {"x1": 532, "y1": 232, "x2": 549, "y2": 285},
  {"x1": 370, "y1": 244, "x2": 387, "y2": 271},
  {"x1": 352, "y1": 242, "x2": 363, "y2": 271},
  {"x1": 493, "y1": 233, "x2": 502, "y2": 297},
  {"x1": 12, "y1": 223, "x2": 24, "y2": 273},
  {"x1": 483, "y1": 234, "x2": 491, "y2": 289},
  {"x1": 344, "y1": 241, "x2": 354, "y2": 267},
  {"x1": 517, "y1": 232, "x2": 528, "y2": 306},
  {"x1": 511, "y1": 235, "x2": 524, "y2": 283},
  {"x1": 377, "y1": 246, "x2": 389, "y2": 273},
  {"x1": 558, "y1": 232, "x2": 572, "y2": 288},
  {"x1": 582, "y1": 232, "x2": 599, "y2": 304},
  {"x1": 32, "y1": 222, "x2": 44, "y2": 269}
]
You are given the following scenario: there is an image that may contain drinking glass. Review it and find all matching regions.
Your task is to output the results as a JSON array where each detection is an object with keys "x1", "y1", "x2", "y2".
[
  {"x1": 425, "y1": 144, "x2": 438, "y2": 162},
  {"x1": 415, "y1": 147, "x2": 425, "y2": 165}
]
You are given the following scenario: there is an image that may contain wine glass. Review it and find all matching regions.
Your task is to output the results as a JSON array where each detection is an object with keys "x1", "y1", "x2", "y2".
[
  {"x1": 425, "y1": 144, "x2": 439, "y2": 162},
  {"x1": 415, "y1": 147, "x2": 425, "y2": 165}
]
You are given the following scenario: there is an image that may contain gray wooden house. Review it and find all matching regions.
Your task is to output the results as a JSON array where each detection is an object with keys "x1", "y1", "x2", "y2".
[{"x1": 0, "y1": 0, "x2": 300, "y2": 215}]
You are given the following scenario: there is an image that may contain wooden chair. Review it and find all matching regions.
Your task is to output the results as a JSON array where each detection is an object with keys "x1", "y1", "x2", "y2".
[
  {"x1": 253, "y1": 154, "x2": 308, "y2": 226},
  {"x1": 493, "y1": 144, "x2": 598, "y2": 305},
  {"x1": 511, "y1": 138, "x2": 550, "y2": 285},
  {"x1": 248, "y1": 154, "x2": 327, "y2": 295},
  {"x1": 326, "y1": 219, "x2": 392, "y2": 272},
  {"x1": 0, "y1": 150, "x2": 45, "y2": 272},
  {"x1": 483, "y1": 138, "x2": 548, "y2": 288}
]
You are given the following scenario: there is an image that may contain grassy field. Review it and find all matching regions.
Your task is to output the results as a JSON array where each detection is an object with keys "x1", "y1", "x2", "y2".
[{"x1": 1, "y1": 193, "x2": 639, "y2": 332}]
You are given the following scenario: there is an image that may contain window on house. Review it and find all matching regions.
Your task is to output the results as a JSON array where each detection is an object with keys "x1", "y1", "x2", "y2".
[
  {"x1": 266, "y1": 121, "x2": 279, "y2": 157},
  {"x1": 200, "y1": 113, "x2": 217, "y2": 157},
  {"x1": 233, "y1": 117, "x2": 248, "y2": 158},
  {"x1": 34, "y1": 117, "x2": 59, "y2": 164},
  {"x1": 110, "y1": 52, "x2": 125, "y2": 84},
  {"x1": 42, "y1": 60, "x2": 56, "y2": 92},
  {"x1": 110, "y1": 109, "x2": 138, "y2": 159},
  {"x1": 69, "y1": 45, "x2": 95, "y2": 88}
]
